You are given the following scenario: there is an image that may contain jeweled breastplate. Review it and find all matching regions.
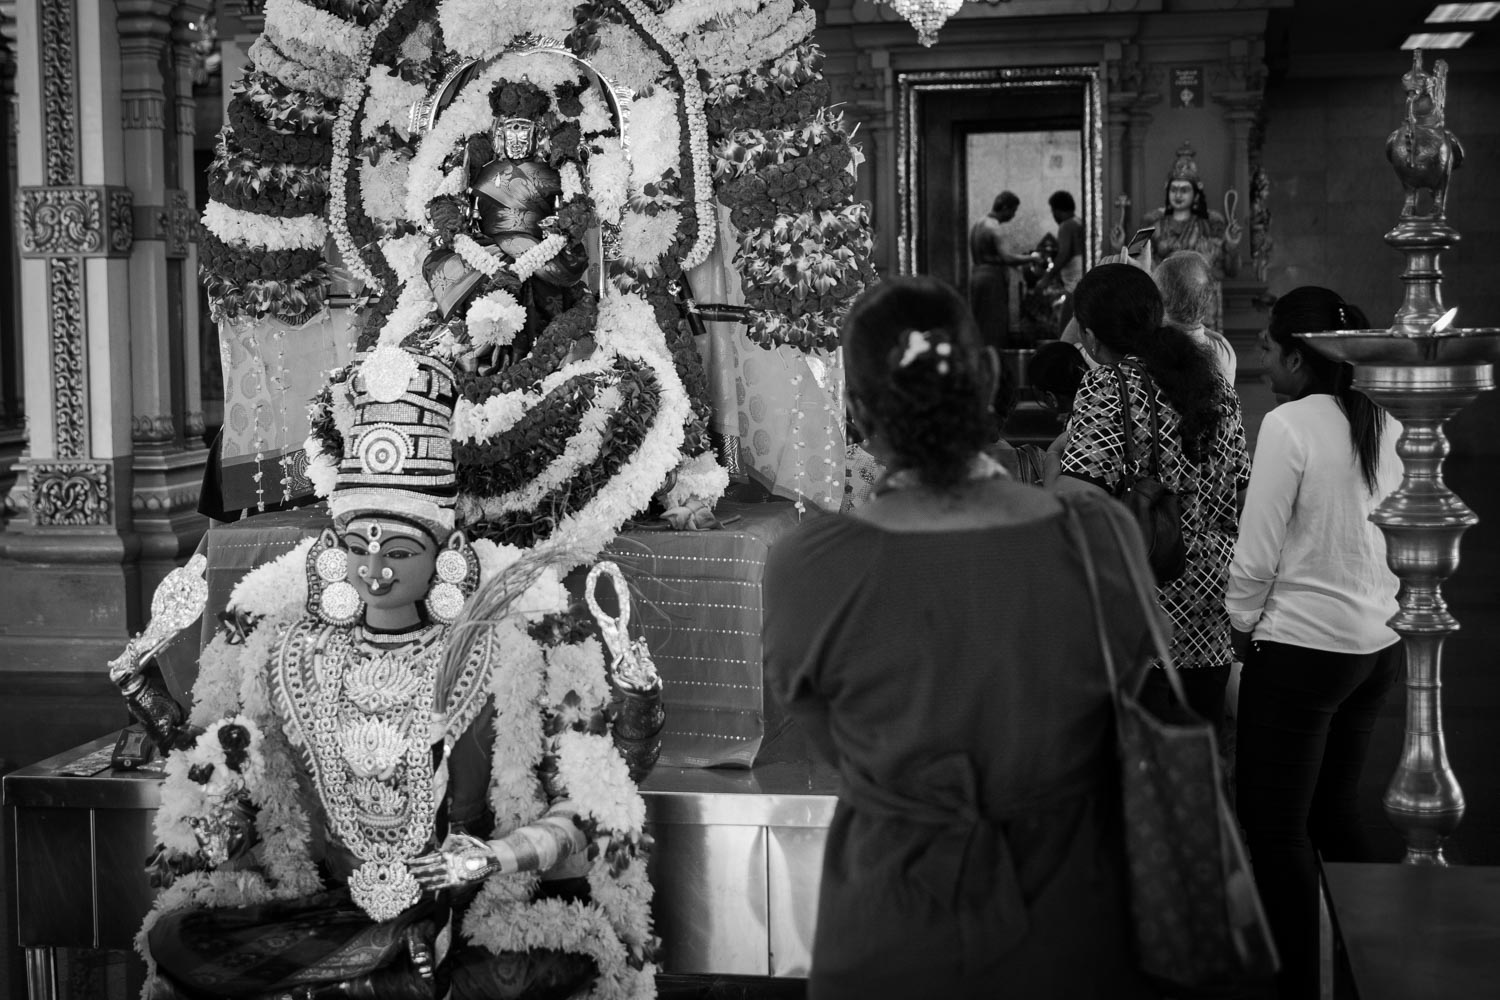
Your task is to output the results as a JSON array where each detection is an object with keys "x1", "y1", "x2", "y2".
[{"x1": 273, "y1": 620, "x2": 446, "y2": 921}]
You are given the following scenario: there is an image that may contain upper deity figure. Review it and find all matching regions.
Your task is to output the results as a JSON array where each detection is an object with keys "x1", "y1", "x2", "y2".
[{"x1": 1387, "y1": 49, "x2": 1464, "y2": 222}]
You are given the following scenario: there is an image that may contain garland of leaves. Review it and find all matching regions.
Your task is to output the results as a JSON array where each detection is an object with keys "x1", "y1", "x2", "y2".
[{"x1": 701, "y1": 24, "x2": 875, "y2": 352}]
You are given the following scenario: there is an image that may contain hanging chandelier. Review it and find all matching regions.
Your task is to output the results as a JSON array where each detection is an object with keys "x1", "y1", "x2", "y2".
[{"x1": 882, "y1": 0, "x2": 966, "y2": 47}]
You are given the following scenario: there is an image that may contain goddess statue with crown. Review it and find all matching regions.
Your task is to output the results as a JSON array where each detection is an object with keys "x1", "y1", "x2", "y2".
[
  {"x1": 128, "y1": 350, "x2": 662, "y2": 999},
  {"x1": 129, "y1": 1, "x2": 876, "y2": 998},
  {"x1": 1116, "y1": 142, "x2": 1243, "y2": 330}
]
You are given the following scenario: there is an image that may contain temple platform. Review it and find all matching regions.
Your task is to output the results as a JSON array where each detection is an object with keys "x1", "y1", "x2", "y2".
[{"x1": 3, "y1": 720, "x2": 836, "y2": 999}]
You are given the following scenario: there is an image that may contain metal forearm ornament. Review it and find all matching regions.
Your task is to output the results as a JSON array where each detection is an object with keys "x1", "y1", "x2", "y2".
[
  {"x1": 586, "y1": 562, "x2": 665, "y2": 781},
  {"x1": 107, "y1": 554, "x2": 210, "y2": 750}
]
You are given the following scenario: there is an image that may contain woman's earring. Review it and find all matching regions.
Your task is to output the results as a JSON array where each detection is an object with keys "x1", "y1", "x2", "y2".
[
  {"x1": 307, "y1": 527, "x2": 362, "y2": 627},
  {"x1": 423, "y1": 531, "x2": 480, "y2": 625}
]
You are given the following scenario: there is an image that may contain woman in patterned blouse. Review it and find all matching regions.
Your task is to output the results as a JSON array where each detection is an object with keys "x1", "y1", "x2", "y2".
[{"x1": 1052, "y1": 263, "x2": 1250, "y2": 731}]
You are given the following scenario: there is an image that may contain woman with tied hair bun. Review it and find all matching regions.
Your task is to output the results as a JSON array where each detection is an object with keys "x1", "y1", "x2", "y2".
[
  {"x1": 1054, "y1": 262, "x2": 1250, "y2": 734},
  {"x1": 1227, "y1": 286, "x2": 1403, "y2": 1000},
  {"x1": 763, "y1": 275, "x2": 1158, "y2": 998}
]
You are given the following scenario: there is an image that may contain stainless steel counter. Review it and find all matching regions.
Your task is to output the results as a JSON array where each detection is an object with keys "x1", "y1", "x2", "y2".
[{"x1": 4, "y1": 723, "x2": 839, "y2": 998}]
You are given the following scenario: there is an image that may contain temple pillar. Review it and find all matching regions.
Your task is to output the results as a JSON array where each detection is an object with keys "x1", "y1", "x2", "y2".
[
  {"x1": 0, "y1": 0, "x2": 207, "y2": 673},
  {"x1": 1213, "y1": 36, "x2": 1269, "y2": 339},
  {"x1": 0, "y1": 2, "x2": 24, "y2": 523}
]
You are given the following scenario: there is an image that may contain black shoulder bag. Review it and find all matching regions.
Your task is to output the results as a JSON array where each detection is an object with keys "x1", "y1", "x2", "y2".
[{"x1": 1114, "y1": 362, "x2": 1187, "y2": 584}]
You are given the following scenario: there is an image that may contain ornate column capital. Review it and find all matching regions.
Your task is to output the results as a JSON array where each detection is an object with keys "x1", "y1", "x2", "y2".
[
  {"x1": 18, "y1": 185, "x2": 134, "y2": 257},
  {"x1": 115, "y1": 0, "x2": 175, "y2": 132},
  {"x1": 27, "y1": 459, "x2": 112, "y2": 526}
]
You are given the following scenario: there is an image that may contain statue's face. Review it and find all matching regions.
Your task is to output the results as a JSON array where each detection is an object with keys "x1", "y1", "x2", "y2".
[
  {"x1": 1168, "y1": 181, "x2": 1196, "y2": 211},
  {"x1": 341, "y1": 518, "x2": 440, "y2": 613},
  {"x1": 496, "y1": 118, "x2": 538, "y2": 161}
]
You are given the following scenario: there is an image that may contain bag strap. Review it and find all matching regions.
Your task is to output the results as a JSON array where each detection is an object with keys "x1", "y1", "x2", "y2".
[
  {"x1": 1112, "y1": 365, "x2": 1137, "y2": 482},
  {"x1": 1064, "y1": 497, "x2": 1186, "y2": 702}
]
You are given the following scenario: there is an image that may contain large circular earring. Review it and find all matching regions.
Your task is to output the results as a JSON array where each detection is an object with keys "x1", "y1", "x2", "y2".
[
  {"x1": 306, "y1": 527, "x2": 363, "y2": 627},
  {"x1": 423, "y1": 531, "x2": 479, "y2": 625}
]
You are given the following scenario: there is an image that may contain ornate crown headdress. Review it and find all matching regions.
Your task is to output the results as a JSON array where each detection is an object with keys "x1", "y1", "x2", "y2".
[
  {"x1": 329, "y1": 348, "x2": 459, "y2": 540},
  {"x1": 1168, "y1": 142, "x2": 1201, "y2": 184}
]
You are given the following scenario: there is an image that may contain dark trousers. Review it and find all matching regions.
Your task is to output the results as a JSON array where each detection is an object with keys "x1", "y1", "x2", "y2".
[
  {"x1": 1234, "y1": 640, "x2": 1402, "y2": 1000},
  {"x1": 1139, "y1": 661, "x2": 1232, "y2": 734}
]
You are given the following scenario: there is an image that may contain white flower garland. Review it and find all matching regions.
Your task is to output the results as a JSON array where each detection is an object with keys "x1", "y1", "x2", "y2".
[
  {"x1": 246, "y1": 34, "x2": 344, "y2": 101},
  {"x1": 463, "y1": 895, "x2": 655, "y2": 1000},
  {"x1": 304, "y1": 434, "x2": 340, "y2": 497},
  {"x1": 326, "y1": 0, "x2": 410, "y2": 294},
  {"x1": 485, "y1": 618, "x2": 548, "y2": 833},
  {"x1": 662, "y1": 449, "x2": 729, "y2": 509},
  {"x1": 451, "y1": 356, "x2": 615, "y2": 444},
  {"x1": 381, "y1": 232, "x2": 431, "y2": 288},
  {"x1": 587, "y1": 139, "x2": 630, "y2": 225},
  {"x1": 544, "y1": 289, "x2": 690, "y2": 562},
  {"x1": 615, "y1": 0, "x2": 716, "y2": 270},
  {"x1": 555, "y1": 730, "x2": 646, "y2": 836},
  {"x1": 474, "y1": 383, "x2": 623, "y2": 517},
  {"x1": 686, "y1": 2, "x2": 814, "y2": 79},
  {"x1": 543, "y1": 637, "x2": 609, "y2": 719},
  {"x1": 436, "y1": 0, "x2": 577, "y2": 60},
  {"x1": 465, "y1": 288, "x2": 527, "y2": 348},
  {"x1": 619, "y1": 208, "x2": 681, "y2": 267},
  {"x1": 263, "y1": 0, "x2": 369, "y2": 62},
  {"x1": 227, "y1": 539, "x2": 312, "y2": 621},
  {"x1": 587, "y1": 22, "x2": 667, "y2": 96},
  {"x1": 659, "y1": 0, "x2": 764, "y2": 35},
  {"x1": 626, "y1": 90, "x2": 681, "y2": 190},
  {"x1": 357, "y1": 157, "x2": 410, "y2": 222},
  {"x1": 362, "y1": 67, "x2": 427, "y2": 136},
  {"x1": 203, "y1": 201, "x2": 328, "y2": 252},
  {"x1": 559, "y1": 161, "x2": 584, "y2": 200},
  {"x1": 470, "y1": 539, "x2": 570, "y2": 615}
]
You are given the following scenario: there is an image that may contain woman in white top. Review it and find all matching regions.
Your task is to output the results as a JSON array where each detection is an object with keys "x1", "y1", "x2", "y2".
[{"x1": 1226, "y1": 286, "x2": 1402, "y2": 1000}]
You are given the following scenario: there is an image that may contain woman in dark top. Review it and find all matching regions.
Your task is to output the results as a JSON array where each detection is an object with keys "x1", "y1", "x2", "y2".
[
  {"x1": 1055, "y1": 263, "x2": 1250, "y2": 733},
  {"x1": 764, "y1": 276, "x2": 1159, "y2": 999}
]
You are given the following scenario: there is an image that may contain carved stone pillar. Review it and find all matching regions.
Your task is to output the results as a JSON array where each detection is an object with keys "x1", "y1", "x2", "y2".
[
  {"x1": 0, "y1": 0, "x2": 205, "y2": 672},
  {"x1": 118, "y1": 0, "x2": 209, "y2": 596},
  {"x1": 1125, "y1": 102, "x2": 1159, "y2": 229},
  {"x1": 0, "y1": 1, "x2": 24, "y2": 522}
]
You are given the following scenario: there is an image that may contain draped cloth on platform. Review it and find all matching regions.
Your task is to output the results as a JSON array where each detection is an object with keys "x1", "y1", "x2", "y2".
[{"x1": 690, "y1": 206, "x2": 846, "y2": 512}]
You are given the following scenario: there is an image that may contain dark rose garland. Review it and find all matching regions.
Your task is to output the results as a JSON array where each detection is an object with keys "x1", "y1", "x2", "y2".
[
  {"x1": 227, "y1": 95, "x2": 333, "y2": 168},
  {"x1": 706, "y1": 77, "x2": 830, "y2": 137},
  {"x1": 460, "y1": 295, "x2": 598, "y2": 401},
  {"x1": 239, "y1": 71, "x2": 339, "y2": 137},
  {"x1": 201, "y1": 230, "x2": 325, "y2": 283},
  {"x1": 455, "y1": 375, "x2": 600, "y2": 496},
  {"x1": 472, "y1": 363, "x2": 661, "y2": 550},
  {"x1": 301, "y1": 0, "x2": 387, "y2": 24},
  {"x1": 209, "y1": 152, "x2": 329, "y2": 218},
  {"x1": 306, "y1": 382, "x2": 345, "y2": 465},
  {"x1": 203, "y1": 265, "x2": 329, "y2": 326}
]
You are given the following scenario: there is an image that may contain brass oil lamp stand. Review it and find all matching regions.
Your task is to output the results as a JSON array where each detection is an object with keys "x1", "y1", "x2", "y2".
[{"x1": 1299, "y1": 51, "x2": 1499, "y2": 863}]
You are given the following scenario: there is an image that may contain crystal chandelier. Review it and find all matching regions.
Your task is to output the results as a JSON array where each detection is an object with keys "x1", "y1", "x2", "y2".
[{"x1": 882, "y1": 0, "x2": 966, "y2": 47}]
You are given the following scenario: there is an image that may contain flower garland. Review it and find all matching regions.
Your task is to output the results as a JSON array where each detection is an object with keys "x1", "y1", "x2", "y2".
[
  {"x1": 474, "y1": 382, "x2": 623, "y2": 518},
  {"x1": 466, "y1": 288, "x2": 527, "y2": 348},
  {"x1": 202, "y1": 201, "x2": 328, "y2": 252},
  {"x1": 614, "y1": 0, "x2": 715, "y2": 270},
  {"x1": 539, "y1": 289, "x2": 690, "y2": 560},
  {"x1": 436, "y1": 0, "x2": 577, "y2": 60}
]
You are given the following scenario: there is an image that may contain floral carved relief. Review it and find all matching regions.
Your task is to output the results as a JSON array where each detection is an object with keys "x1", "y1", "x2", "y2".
[
  {"x1": 29, "y1": 460, "x2": 111, "y2": 526},
  {"x1": 48, "y1": 257, "x2": 86, "y2": 459}
]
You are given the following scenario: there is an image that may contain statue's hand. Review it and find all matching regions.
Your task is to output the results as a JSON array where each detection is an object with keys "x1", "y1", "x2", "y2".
[
  {"x1": 1108, "y1": 222, "x2": 1127, "y2": 250},
  {"x1": 1225, "y1": 217, "x2": 1243, "y2": 247},
  {"x1": 409, "y1": 832, "x2": 501, "y2": 890}
]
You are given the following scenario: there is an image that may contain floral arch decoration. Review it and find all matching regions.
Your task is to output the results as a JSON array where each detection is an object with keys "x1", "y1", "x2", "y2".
[{"x1": 202, "y1": 0, "x2": 877, "y2": 550}]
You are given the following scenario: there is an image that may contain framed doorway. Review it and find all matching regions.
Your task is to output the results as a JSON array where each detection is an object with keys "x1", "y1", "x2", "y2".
[{"x1": 897, "y1": 66, "x2": 1103, "y2": 293}]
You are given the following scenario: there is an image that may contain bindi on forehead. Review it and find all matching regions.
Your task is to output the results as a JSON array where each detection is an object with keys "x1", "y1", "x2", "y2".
[{"x1": 343, "y1": 519, "x2": 432, "y2": 554}]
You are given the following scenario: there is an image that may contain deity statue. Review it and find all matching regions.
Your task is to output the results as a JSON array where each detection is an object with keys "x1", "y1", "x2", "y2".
[
  {"x1": 1387, "y1": 49, "x2": 1465, "y2": 221},
  {"x1": 1118, "y1": 143, "x2": 1243, "y2": 331},
  {"x1": 132, "y1": 351, "x2": 661, "y2": 1000},
  {"x1": 422, "y1": 109, "x2": 590, "y2": 371}
]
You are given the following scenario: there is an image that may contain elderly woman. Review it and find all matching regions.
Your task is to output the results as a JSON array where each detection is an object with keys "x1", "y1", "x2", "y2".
[{"x1": 764, "y1": 276, "x2": 1158, "y2": 999}]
